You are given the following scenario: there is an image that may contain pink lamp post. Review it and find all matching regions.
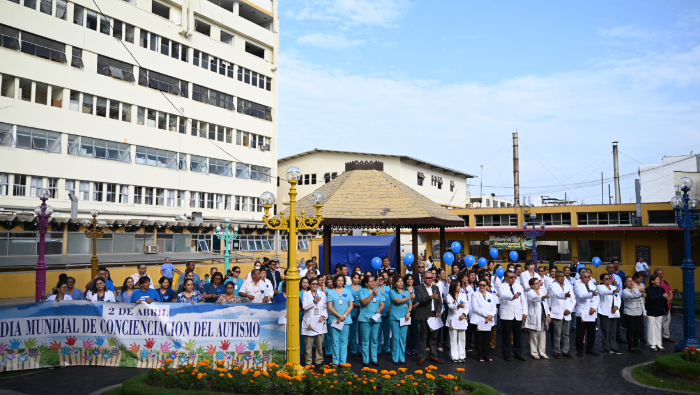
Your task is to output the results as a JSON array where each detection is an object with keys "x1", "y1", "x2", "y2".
[{"x1": 34, "y1": 188, "x2": 53, "y2": 302}]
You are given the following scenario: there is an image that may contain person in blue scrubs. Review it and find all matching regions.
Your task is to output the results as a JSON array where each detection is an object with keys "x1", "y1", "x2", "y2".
[
  {"x1": 347, "y1": 272, "x2": 362, "y2": 357},
  {"x1": 358, "y1": 275, "x2": 384, "y2": 367},
  {"x1": 389, "y1": 275, "x2": 413, "y2": 365},
  {"x1": 377, "y1": 271, "x2": 392, "y2": 354},
  {"x1": 130, "y1": 276, "x2": 161, "y2": 303},
  {"x1": 224, "y1": 266, "x2": 245, "y2": 297},
  {"x1": 156, "y1": 277, "x2": 177, "y2": 302},
  {"x1": 323, "y1": 275, "x2": 334, "y2": 357},
  {"x1": 326, "y1": 274, "x2": 354, "y2": 366},
  {"x1": 202, "y1": 272, "x2": 225, "y2": 303}
]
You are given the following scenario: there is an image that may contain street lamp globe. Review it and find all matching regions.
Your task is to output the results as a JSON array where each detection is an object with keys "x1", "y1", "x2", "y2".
[
  {"x1": 286, "y1": 166, "x2": 301, "y2": 181},
  {"x1": 522, "y1": 222, "x2": 528, "y2": 229},
  {"x1": 34, "y1": 206, "x2": 43, "y2": 216},
  {"x1": 539, "y1": 221, "x2": 546, "y2": 228},
  {"x1": 82, "y1": 219, "x2": 92, "y2": 227},
  {"x1": 44, "y1": 205, "x2": 54, "y2": 216},
  {"x1": 530, "y1": 213, "x2": 536, "y2": 220},
  {"x1": 679, "y1": 177, "x2": 694, "y2": 190},
  {"x1": 225, "y1": 218, "x2": 231, "y2": 223},
  {"x1": 259, "y1": 191, "x2": 276, "y2": 206},
  {"x1": 234, "y1": 227, "x2": 239, "y2": 232},
  {"x1": 690, "y1": 198, "x2": 700, "y2": 210},
  {"x1": 216, "y1": 226, "x2": 221, "y2": 232},
  {"x1": 37, "y1": 188, "x2": 51, "y2": 199},
  {"x1": 310, "y1": 190, "x2": 327, "y2": 205},
  {"x1": 90, "y1": 209, "x2": 99, "y2": 216},
  {"x1": 98, "y1": 220, "x2": 107, "y2": 227},
  {"x1": 671, "y1": 195, "x2": 684, "y2": 210}
]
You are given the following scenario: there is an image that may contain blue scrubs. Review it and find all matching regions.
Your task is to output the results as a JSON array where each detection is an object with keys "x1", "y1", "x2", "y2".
[
  {"x1": 347, "y1": 284, "x2": 361, "y2": 355},
  {"x1": 377, "y1": 285, "x2": 392, "y2": 354},
  {"x1": 323, "y1": 287, "x2": 333, "y2": 356},
  {"x1": 389, "y1": 289, "x2": 410, "y2": 362},
  {"x1": 358, "y1": 288, "x2": 384, "y2": 364},
  {"x1": 327, "y1": 288, "x2": 353, "y2": 365},
  {"x1": 201, "y1": 282, "x2": 225, "y2": 303}
]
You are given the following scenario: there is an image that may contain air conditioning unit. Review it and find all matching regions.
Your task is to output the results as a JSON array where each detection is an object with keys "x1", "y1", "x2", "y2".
[{"x1": 144, "y1": 245, "x2": 158, "y2": 254}]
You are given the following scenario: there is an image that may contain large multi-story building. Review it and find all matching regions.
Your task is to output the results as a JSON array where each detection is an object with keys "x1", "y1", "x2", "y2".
[
  {"x1": 0, "y1": 0, "x2": 278, "y2": 256},
  {"x1": 639, "y1": 155, "x2": 699, "y2": 203}
]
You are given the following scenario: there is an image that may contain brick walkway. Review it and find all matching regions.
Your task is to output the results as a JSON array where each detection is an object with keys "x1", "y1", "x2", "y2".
[{"x1": 0, "y1": 314, "x2": 696, "y2": 395}]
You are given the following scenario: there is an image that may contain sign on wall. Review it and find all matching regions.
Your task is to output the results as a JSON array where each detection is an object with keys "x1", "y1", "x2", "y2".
[
  {"x1": 487, "y1": 234, "x2": 533, "y2": 250},
  {"x1": 0, "y1": 301, "x2": 286, "y2": 372}
]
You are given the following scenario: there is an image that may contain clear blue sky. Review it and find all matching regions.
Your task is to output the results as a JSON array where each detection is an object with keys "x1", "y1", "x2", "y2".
[{"x1": 276, "y1": 0, "x2": 700, "y2": 205}]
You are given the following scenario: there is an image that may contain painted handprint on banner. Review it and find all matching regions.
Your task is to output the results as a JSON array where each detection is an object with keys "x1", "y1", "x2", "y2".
[
  {"x1": 139, "y1": 349, "x2": 148, "y2": 359},
  {"x1": 160, "y1": 342, "x2": 172, "y2": 353},
  {"x1": 60, "y1": 346, "x2": 70, "y2": 356},
  {"x1": 246, "y1": 340, "x2": 257, "y2": 351},
  {"x1": 9, "y1": 340, "x2": 21, "y2": 350},
  {"x1": 144, "y1": 338, "x2": 155, "y2": 349},
  {"x1": 24, "y1": 338, "x2": 37, "y2": 350},
  {"x1": 206, "y1": 344, "x2": 217, "y2": 355},
  {"x1": 102, "y1": 349, "x2": 112, "y2": 360},
  {"x1": 220, "y1": 340, "x2": 230, "y2": 351},
  {"x1": 82, "y1": 339, "x2": 95, "y2": 350},
  {"x1": 215, "y1": 350, "x2": 225, "y2": 361},
  {"x1": 172, "y1": 339, "x2": 182, "y2": 350},
  {"x1": 94, "y1": 337, "x2": 105, "y2": 346},
  {"x1": 184, "y1": 339, "x2": 196, "y2": 350},
  {"x1": 49, "y1": 341, "x2": 61, "y2": 351}
]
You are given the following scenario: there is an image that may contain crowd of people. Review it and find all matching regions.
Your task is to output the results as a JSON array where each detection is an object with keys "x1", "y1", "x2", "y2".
[{"x1": 44, "y1": 254, "x2": 675, "y2": 368}]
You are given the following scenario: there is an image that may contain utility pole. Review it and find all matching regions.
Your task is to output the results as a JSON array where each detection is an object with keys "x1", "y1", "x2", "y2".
[
  {"x1": 613, "y1": 141, "x2": 621, "y2": 204},
  {"x1": 513, "y1": 132, "x2": 520, "y2": 207},
  {"x1": 601, "y1": 172, "x2": 604, "y2": 204},
  {"x1": 480, "y1": 165, "x2": 483, "y2": 207},
  {"x1": 609, "y1": 184, "x2": 612, "y2": 204}
]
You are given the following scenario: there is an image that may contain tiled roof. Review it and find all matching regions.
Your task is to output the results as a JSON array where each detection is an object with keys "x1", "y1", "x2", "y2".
[{"x1": 288, "y1": 169, "x2": 465, "y2": 228}]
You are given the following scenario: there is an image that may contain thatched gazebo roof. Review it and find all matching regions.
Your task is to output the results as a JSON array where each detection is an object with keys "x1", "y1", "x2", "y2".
[{"x1": 292, "y1": 162, "x2": 464, "y2": 229}]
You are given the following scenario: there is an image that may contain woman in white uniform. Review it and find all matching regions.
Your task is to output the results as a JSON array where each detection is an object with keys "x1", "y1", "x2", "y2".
[
  {"x1": 470, "y1": 278, "x2": 497, "y2": 362},
  {"x1": 446, "y1": 280, "x2": 469, "y2": 362},
  {"x1": 301, "y1": 277, "x2": 328, "y2": 366},
  {"x1": 525, "y1": 278, "x2": 551, "y2": 359}
]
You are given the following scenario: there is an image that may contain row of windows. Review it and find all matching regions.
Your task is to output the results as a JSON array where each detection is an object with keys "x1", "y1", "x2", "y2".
[
  {"x1": 238, "y1": 67, "x2": 271, "y2": 91},
  {"x1": 416, "y1": 172, "x2": 456, "y2": 191},
  {"x1": 2, "y1": 13, "x2": 273, "y2": 121},
  {"x1": 0, "y1": 173, "x2": 269, "y2": 213},
  {"x1": 0, "y1": 123, "x2": 270, "y2": 180},
  {"x1": 0, "y1": 74, "x2": 274, "y2": 149}
]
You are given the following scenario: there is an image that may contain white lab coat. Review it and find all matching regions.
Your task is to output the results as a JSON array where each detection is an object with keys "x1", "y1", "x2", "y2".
[
  {"x1": 549, "y1": 281, "x2": 575, "y2": 321},
  {"x1": 239, "y1": 279, "x2": 268, "y2": 303},
  {"x1": 85, "y1": 290, "x2": 115, "y2": 302},
  {"x1": 525, "y1": 290, "x2": 551, "y2": 331},
  {"x1": 446, "y1": 293, "x2": 469, "y2": 326},
  {"x1": 301, "y1": 290, "x2": 328, "y2": 336},
  {"x1": 520, "y1": 271, "x2": 541, "y2": 292},
  {"x1": 596, "y1": 285, "x2": 621, "y2": 318},
  {"x1": 469, "y1": 291, "x2": 497, "y2": 326},
  {"x1": 498, "y1": 282, "x2": 527, "y2": 321},
  {"x1": 574, "y1": 282, "x2": 600, "y2": 319}
]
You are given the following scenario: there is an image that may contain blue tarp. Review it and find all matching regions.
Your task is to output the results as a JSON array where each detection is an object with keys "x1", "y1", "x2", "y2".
[{"x1": 319, "y1": 235, "x2": 396, "y2": 274}]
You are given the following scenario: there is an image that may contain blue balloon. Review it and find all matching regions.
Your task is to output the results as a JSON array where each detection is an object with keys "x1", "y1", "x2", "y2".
[
  {"x1": 509, "y1": 251, "x2": 519, "y2": 262},
  {"x1": 465, "y1": 255, "x2": 476, "y2": 267},
  {"x1": 576, "y1": 264, "x2": 586, "y2": 273},
  {"x1": 478, "y1": 257, "x2": 487, "y2": 268},
  {"x1": 443, "y1": 252, "x2": 455, "y2": 265},
  {"x1": 451, "y1": 242, "x2": 461, "y2": 254},
  {"x1": 495, "y1": 268, "x2": 505, "y2": 279},
  {"x1": 489, "y1": 248, "x2": 499, "y2": 259},
  {"x1": 371, "y1": 257, "x2": 382, "y2": 270},
  {"x1": 592, "y1": 257, "x2": 601, "y2": 268},
  {"x1": 403, "y1": 253, "x2": 415, "y2": 265}
]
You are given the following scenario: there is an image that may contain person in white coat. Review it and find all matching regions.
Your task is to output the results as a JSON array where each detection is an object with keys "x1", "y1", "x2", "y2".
[
  {"x1": 498, "y1": 270, "x2": 527, "y2": 361},
  {"x1": 301, "y1": 277, "x2": 328, "y2": 366},
  {"x1": 470, "y1": 278, "x2": 497, "y2": 362},
  {"x1": 85, "y1": 277, "x2": 116, "y2": 302},
  {"x1": 574, "y1": 272, "x2": 600, "y2": 357},
  {"x1": 520, "y1": 260, "x2": 541, "y2": 292},
  {"x1": 446, "y1": 281, "x2": 469, "y2": 363},
  {"x1": 525, "y1": 278, "x2": 551, "y2": 359},
  {"x1": 597, "y1": 273, "x2": 622, "y2": 355},
  {"x1": 549, "y1": 272, "x2": 575, "y2": 358}
]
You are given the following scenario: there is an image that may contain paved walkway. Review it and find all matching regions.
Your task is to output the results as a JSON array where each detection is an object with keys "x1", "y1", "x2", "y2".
[{"x1": 0, "y1": 314, "x2": 696, "y2": 395}]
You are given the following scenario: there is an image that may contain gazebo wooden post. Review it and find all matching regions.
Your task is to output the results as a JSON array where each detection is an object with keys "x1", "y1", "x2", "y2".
[
  {"x1": 411, "y1": 226, "x2": 418, "y2": 262},
  {"x1": 323, "y1": 224, "x2": 332, "y2": 276},
  {"x1": 439, "y1": 226, "x2": 446, "y2": 269},
  {"x1": 395, "y1": 225, "x2": 401, "y2": 269}
]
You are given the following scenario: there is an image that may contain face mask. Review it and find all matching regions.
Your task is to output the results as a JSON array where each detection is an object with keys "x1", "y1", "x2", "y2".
[{"x1": 508, "y1": 268, "x2": 514, "y2": 272}]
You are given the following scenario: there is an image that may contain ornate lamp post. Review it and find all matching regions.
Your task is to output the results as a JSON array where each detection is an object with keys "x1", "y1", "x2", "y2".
[
  {"x1": 83, "y1": 209, "x2": 105, "y2": 278},
  {"x1": 215, "y1": 218, "x2": 238, "y2": 275},
  {"x1": 670, "y1": 177, "x2": 700, "y2": 351},
  {"x1": 34, "y1": 188, "x2": 53, "y2": 302},
  {"x1": 523, "y1": 213, "x2": 545, "y2": 268},
  {"x1": 260, "y1": 166, "x2": 325, "y2": 365}
]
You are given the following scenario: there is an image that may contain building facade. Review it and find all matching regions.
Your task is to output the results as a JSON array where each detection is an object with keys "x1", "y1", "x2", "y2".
[
  {"x1": 0, "y1": 0, "x2": 279, "y2": 256},
  {"x1": 640, "y1": 155, "x2": 700, "y2": 202},
  {"x1": 465, "y1": 194, "x2": 514, "y2": 208},
  {"x1": 276, "y1": 149, "x2": 476, "y2": 208}
]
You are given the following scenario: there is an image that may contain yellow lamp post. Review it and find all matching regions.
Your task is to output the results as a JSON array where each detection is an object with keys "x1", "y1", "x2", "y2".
[
  {"x1": 83, "y1": 209, "x2": 105, "y2": 278},
  {"x1": 260, "y1": 166, "x2": 326, "y2": 365}
]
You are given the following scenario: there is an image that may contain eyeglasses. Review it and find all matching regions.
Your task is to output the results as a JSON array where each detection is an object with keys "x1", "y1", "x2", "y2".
[
  {"x1": 234, "y1": 271, "x2": 240, "y2": 273},
  {"x1": 478, "y1": 284, "x2": 487, "y2": 287},
  {"x1": 582, "y1": 276, "x2": 590, "y2": 279},
  {"x1": 506, "y1": 275, "x2": 514, "y2": 279},
  {"x1": 418, "y1": 266, "x2": 425, "y2": 268},
  {"x1": 425, "y1": 277, "x2": 434, "y2": 280},
  {"x1": 311, "y1": 283, "x2": 318, "y2": 286}
]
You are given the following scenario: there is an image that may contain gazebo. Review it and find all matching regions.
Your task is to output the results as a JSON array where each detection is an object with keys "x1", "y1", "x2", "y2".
[{"x1": 291, "y1": 161, "x2": 465, "y2": 274}]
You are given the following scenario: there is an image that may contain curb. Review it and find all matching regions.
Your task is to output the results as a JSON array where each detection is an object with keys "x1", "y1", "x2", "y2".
[
  {"x1": 87, "y1": 383, "x2": 122, "y2": 395},
  {"x1": 621, "y1": 361, "x2": 700, "y2": 395}
]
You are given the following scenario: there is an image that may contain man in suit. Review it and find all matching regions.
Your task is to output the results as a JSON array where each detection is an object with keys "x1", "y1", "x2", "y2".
[
  {"x1": 412, "y1": 262, "x2": 426, "y2": 286},
  {"x1": 498, "y1": 270, "x2": 527, "y2": 361},
  {"x1": 574, "y1": 271, "x2": 600, "y2": 357},
  {"x1": 266, "y1": 260, "x2": 282, "y2": 296},
  {"x1": 414, "y1": 271, "x2": 444, "y2": 365}
]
